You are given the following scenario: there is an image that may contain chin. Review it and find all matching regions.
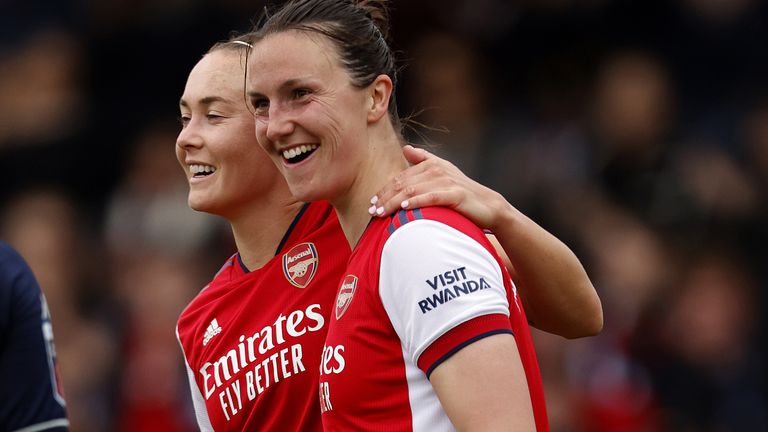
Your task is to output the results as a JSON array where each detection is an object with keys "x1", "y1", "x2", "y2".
[
  {"x1": 187, "y1": 200, "x2": 208, "y2": 213},
  {"x1": 188, "y1": 194, "x2": 215, "y2": 214},
  {"x1": 287, "y1": 184, "x2": 324, "y2": 204}
]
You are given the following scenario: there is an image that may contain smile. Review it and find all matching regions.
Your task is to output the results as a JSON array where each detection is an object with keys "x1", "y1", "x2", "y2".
[
  {"x1": 282, "y1": 144, "x2": 318, "y2": 164},
  {"x1": 190, "y1": 164, "x2": 216, "y2": 178}
]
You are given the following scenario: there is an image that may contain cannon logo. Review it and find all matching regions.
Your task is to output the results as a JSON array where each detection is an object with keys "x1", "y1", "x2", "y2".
[
  {"x1": 335, "y1": 275, "x2": 358, "y2": 320},
  {"x1": 282, "y1": 242, "x2": 318, "y2": 288}
]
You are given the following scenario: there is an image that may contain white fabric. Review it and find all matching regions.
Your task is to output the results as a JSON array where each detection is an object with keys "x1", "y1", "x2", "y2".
[
  {"x1": 177, "y1": 326, "x2": 214, "y2": 432},
  {"x1": 401, "y1": 350, "x2": 456, "y2": 431},
  {"x1": 379, "y1": 219, "x2": 510, "y2": 364},
  {"x1": 379, "y1": 219, "x2": 511, "y2": 431}
]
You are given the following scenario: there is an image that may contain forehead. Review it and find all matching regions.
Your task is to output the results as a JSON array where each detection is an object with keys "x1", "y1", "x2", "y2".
[
  {"x1": 247, "y1": 30, "x2": 343, "y2": 86},
  {"x1": 183, "y1": 50, "x2": 247, "y2": 102}
]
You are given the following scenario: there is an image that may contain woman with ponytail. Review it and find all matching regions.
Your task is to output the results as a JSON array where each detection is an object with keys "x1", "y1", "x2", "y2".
[{"x1": 246, "y1": 0, "x2": 568, "y2": 429}]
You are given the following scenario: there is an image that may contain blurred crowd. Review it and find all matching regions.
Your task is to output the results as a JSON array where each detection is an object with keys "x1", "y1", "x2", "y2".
[{"x1": 1, "y1": 0, "x2": 766, "y2": 431}]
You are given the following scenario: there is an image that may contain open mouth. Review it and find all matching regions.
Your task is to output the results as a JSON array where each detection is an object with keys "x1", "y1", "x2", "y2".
[
  {"x1": 282, "y1": 144, "x2": 318, "y2": 165},
  {"x1": 190, "y1": 164, "x2": 216, "y2": 178}
]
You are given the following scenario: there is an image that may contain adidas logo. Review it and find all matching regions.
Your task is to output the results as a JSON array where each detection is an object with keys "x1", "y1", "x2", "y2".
[{"x1": 202, "y1": 318, "x2": 222, "y2": 346}]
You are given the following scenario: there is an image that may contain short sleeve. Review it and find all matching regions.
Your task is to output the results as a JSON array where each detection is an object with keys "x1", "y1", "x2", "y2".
[
  {"x1": 0, "y1": 242, "x2": 69, "y2": 431},
  {"x1": 378, "y1": 219, "x2": 511, "y2": 375}
]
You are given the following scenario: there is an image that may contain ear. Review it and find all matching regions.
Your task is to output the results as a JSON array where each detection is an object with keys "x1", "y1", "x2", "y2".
[{"x1": 367, "y1": 74, "x2": 393, "y2": 124}]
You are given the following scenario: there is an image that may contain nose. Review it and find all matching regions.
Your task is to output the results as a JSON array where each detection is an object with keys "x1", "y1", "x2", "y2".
[
  {"x1": 264, "y1": 105, "x2": 295, "y2": 143},
  {"x1": 176, "y1": 121, "x2": 203, "y2": 150}
]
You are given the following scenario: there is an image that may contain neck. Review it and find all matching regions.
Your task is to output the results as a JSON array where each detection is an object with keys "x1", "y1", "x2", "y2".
[
  {"x1": 333, "y1": 131, "x2": 408, "y2": 248},
  {"x1": 227, "y1": 180, "x2": 303, "y2": 270}
]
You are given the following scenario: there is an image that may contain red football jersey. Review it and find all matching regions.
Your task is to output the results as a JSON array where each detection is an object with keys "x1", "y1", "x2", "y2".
[
  {"x1": 320, "y1": 207, "x2": 549, "y2": 431},
  {"x1": 176, "y1": 201, "x2": 349, "y2": 431}
]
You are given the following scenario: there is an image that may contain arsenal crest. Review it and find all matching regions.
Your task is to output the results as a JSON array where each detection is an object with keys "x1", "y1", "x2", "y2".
[
  {"x1": 282, "y1": 242, "x2": 318, "y2": 288},
  {"x1": 335, "y1": 275, "x2": 358, "y2": 320}
]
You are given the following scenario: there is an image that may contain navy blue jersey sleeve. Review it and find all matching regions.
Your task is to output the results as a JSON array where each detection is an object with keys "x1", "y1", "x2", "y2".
[{"x1": 0, "y1": 242, "x2": 69, "y2": 432}]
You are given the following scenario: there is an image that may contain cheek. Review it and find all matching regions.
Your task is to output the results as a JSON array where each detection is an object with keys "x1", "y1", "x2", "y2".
[
  {"x1": 328, "y1": 116, "x2": 364, "y2": 158},
  {"x1": 230, "y1": 129, "x2": 276, "y2": 169},
  {"x1": 254, "y1": 118, "x2": 270, "y2": 148},
  {"x1": 313, "y1": 109, "x2": 350, "y2": 146},
  {"x1": 174, "y1": 143, "x2": 186, "y2": 170}
]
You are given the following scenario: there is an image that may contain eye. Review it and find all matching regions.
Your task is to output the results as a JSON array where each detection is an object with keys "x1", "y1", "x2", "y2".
[
  {"x1": 179, "y1": 114, "x2": 190, "y2": 128},
  {"x1": 206, "y1": 112, "x2": 226, "y2": 123},
  {"x1": 251, "y1": 97, "x2": 270, "y2": 116},
  {"x1": 293, "y1": 88, "x2": 311, "y2": 99}
]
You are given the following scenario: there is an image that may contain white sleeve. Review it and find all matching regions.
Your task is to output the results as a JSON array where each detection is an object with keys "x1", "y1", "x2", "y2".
[
  {"x1": 378, "y1": 219, "x2": 510, "y2": 365},
  {"x1": 176, "y1": 326, "x2": 214, "y2": 432}
]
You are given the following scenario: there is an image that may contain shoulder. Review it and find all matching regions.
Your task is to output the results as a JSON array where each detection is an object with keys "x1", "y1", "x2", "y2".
[
  {"x1": 0, "y1": 242, "x2": 39, "y2": 307},
  {"x1": 384, "y1": 206, "x2": 487, "y2": 245},
  {"x1": 0, "y1": 241, "x2": 30, "y2": 282},
  {"x1": 378, "y1": 207, "x2": 501, "y2": 278},
  {"x1": 0, "y1": 241, "x2": 18, "y2": 260},
  {"x1": 178, "y1": 253, "x2": 240, "y2": 320},
  {"x1": 209, "y1": 253, "x2": 241, "y2": 285}
]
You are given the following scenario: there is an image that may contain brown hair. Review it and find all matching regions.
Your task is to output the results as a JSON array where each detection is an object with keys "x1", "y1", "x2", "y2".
[{"x1": 250, "y1": 0, "x2": 401, "y2": 131}]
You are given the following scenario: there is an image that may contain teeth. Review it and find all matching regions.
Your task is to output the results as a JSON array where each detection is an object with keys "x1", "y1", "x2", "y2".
[
  {"x1": 190, "y1": 164, "x2": 216, "y2": 175},
  {"x1": 282, "y1": 144, "x2": 318, "y2": 160}
]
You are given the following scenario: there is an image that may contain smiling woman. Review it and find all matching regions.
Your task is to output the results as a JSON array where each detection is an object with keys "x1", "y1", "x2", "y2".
[
  {"x1": 175, "y1": 7, "x2": 600, "y2": 429},
  {"x1": 175, "y1": 39, "x2": 346, "y2": 431},
  {"x1": 249, "y1": 30, "x2": 385, "y2": 210},
  {"x1": 246, "y1": 0, "x2": 548, "y2": 430},
  {"x1": 176, "y1": 43, "x2": 288, "y2": 221}
]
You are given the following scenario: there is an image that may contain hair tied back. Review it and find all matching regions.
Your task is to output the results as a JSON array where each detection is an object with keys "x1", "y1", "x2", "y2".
[{"x1": 357, "y1": 0, "x2": 391, "y2": 39}]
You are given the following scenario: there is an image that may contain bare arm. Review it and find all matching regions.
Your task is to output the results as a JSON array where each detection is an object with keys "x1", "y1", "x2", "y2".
[
  {"x1": 430, "y1": 334, "x2": 535, "y2": 431},
  {"x1": 371, "y1": 145, "x2": 603, "y2": 338}
]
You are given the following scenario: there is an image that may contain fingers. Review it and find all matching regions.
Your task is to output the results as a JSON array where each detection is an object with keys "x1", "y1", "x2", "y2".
[
  {"x1": 369, "y1": 189, "x2": 460, "y2": 217},
  {"x1": 402, "y1": 144, "x2": 431, "y2": 165},
  {"x1": 370, "y1": 177, "x2": 464, "y2": 217},
  {"x1": 372, "y1": 162, "x2": 441, "y2": 213},
  {"x1": 369, "y1": 145, "x2": 471, "y2": 217},
  {"x1": 370, "y1": 178, "x2": 420, "y2": 217},
  {"x1": 370, "y1": 171, "x2": 406, "y2": 215},
  {"x1": 369, "y1": 145, "x2": 507, "y2": 229},
  {"x1": 401, "y1": 189, "x2": 463, "y2": 210}
]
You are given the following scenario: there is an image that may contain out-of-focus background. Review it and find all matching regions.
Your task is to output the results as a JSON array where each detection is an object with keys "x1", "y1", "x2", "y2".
[{"x1": 1, "y1": 0, "x2": 766, "y2": 430}]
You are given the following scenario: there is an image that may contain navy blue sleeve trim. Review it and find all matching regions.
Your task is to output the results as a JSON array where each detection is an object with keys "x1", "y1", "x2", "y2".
[
  {"x1": 425, "y1": 329, "x2": 514, "y2": 379},
  {"x1": 397, "y1": 209, "x2": 408, "y2": 226},
  {"x1": 387, "y1": 221, "x2": 396, "y2": 235},
  {"x1": 387, "y1": 209, "x2": 424, "y2": 234}
]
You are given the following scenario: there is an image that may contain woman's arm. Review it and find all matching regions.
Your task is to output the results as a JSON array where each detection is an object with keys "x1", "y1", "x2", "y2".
[
  {"x1": 372, "y1": 145, "x2": 603, "y2": 338},
  {"x1": 430, "y1": 334, "x2": 535, "y2": 431}
]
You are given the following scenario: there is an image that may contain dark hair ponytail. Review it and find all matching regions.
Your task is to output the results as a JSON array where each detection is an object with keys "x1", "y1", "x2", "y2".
[{"x1": 356, "y1": 0, "x2": 391, "y2": 40}]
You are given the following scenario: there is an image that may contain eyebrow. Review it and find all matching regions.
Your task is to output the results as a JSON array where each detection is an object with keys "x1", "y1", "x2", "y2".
[
  {"x1": 246, "y1": 78, "x2": 308, "y2": 100},
  {"x1": 179, "y1": 95, "x2": 229, "y2": 108}
]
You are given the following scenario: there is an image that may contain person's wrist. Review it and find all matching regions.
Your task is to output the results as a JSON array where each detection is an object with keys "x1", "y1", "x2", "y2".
[{"x1": 488, "y1": 193, "x2": 517, "y2": 233}]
